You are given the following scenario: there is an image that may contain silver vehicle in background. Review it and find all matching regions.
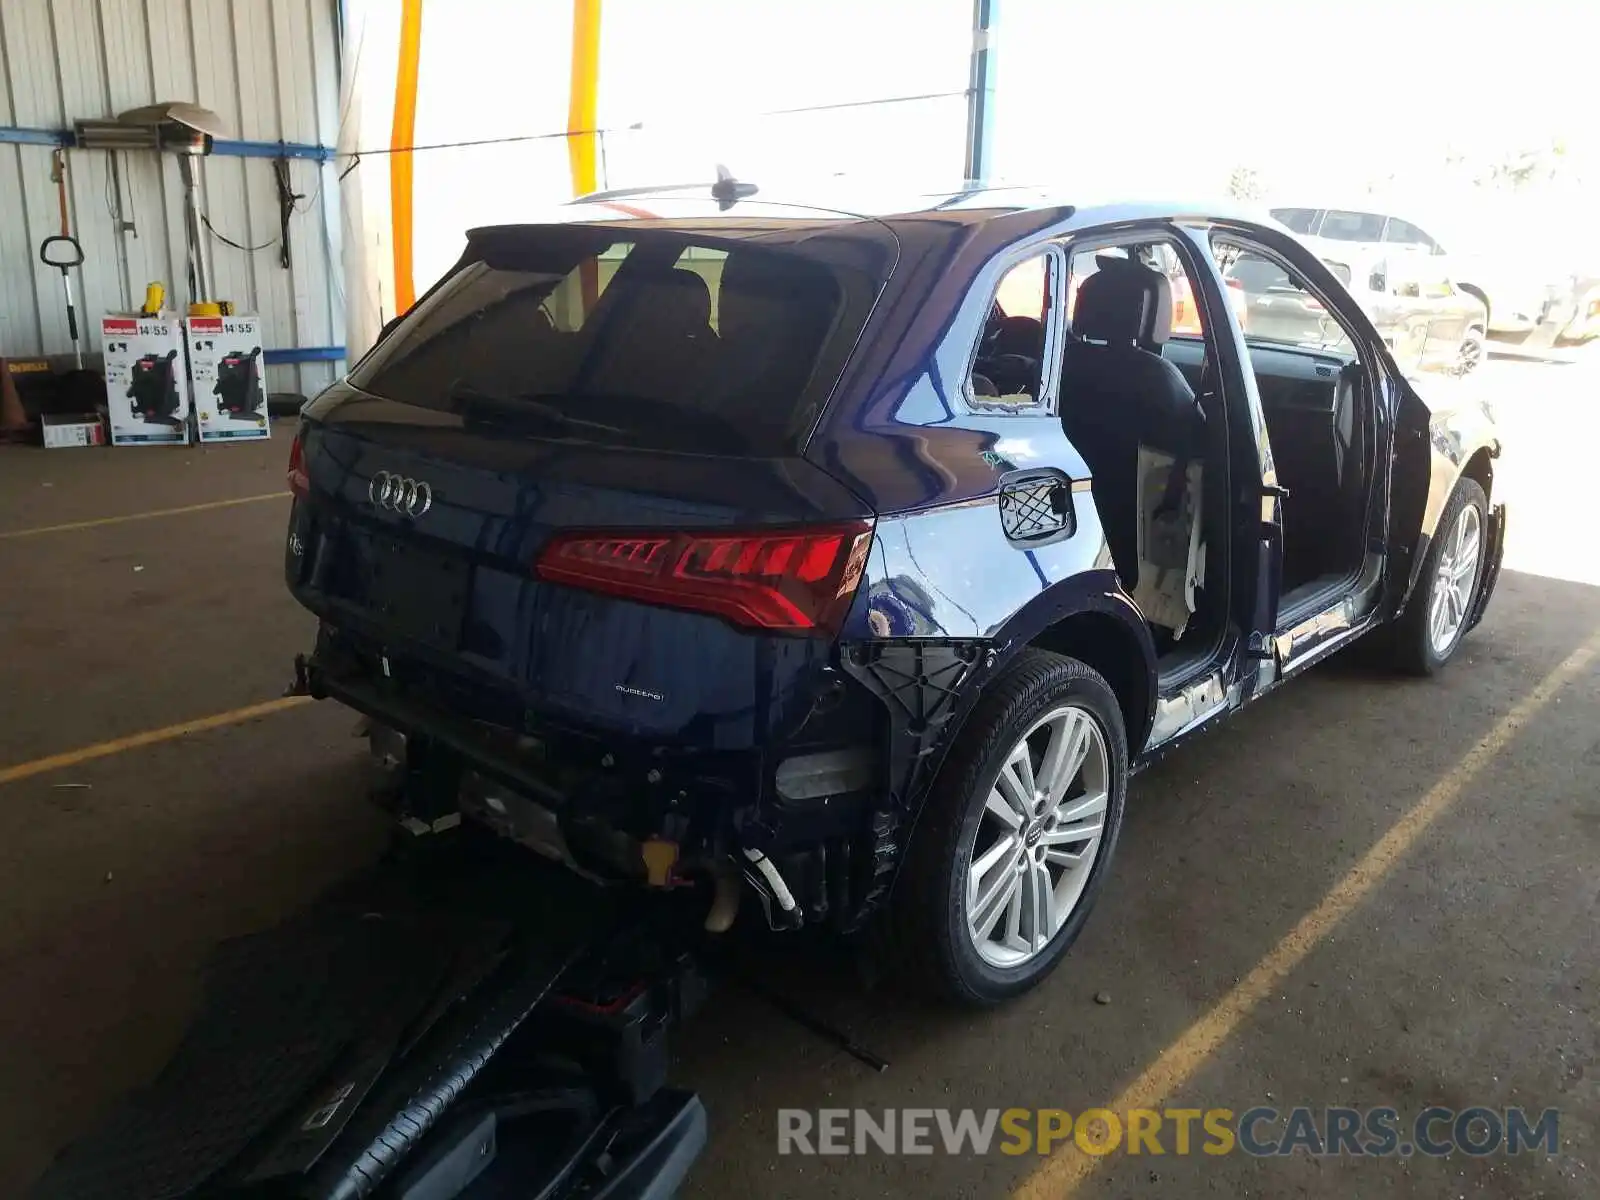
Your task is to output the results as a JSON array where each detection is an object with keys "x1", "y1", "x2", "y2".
[
  {"x1": 1559, "y1": 274, "x2": 1600, "y2": 343},
  {"x1": 1237, "y1": 230, "x2": 1488, "y2": 375},
  {"x1": 1270, "y1": 205, "x2": 1594, "y2": 347},
  {"x1": 1322, "y1": 247, "x2": 1489, "y2": 375}
]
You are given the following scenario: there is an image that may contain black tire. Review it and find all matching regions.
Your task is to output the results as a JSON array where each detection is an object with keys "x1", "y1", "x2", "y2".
[
  {"x1": 1393, "y1": 477, "x2": 1489, "y2": 675},
  {"x1": 891, "y1": 649, "x2": 1128, "y2": 1007}
]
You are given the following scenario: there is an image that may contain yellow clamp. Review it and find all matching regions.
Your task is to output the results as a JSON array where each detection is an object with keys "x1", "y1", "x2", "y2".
[{"x1": 641, "y1": 839, "x2": 679, "y2": 887}]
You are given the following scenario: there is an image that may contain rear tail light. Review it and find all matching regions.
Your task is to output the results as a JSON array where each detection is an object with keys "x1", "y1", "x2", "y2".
[
  {"x1": 287, "y1": 430, "x2": 310, "y2": 497},
  {"x1": 535, "y1": 522, "x2": 874, "y2": 634}
]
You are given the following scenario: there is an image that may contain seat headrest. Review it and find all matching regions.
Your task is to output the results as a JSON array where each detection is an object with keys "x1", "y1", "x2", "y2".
[
  {"x1": 990, "y1": 314, "x2": 1044, "y2": 357},
  {"x1": 607, "y1": 267, "x2": 714, "y2": 343},
  {"x1": 716, "y1": 253, "x2": 790, "y2": 343},
  {"x1": 1073, "y1": 257, "x2": 1173, "y2": 351},
  {"x1": 660, "y1": 267, "x2": 714, "y2": 331}
]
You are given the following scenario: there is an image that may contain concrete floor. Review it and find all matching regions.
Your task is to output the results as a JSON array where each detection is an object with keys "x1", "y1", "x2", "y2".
[{"x1": 2, "y1": 354, "x2": 1596, "y2": 1198}]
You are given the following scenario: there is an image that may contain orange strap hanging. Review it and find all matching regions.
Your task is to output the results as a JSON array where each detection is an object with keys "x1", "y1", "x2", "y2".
[
  {"x1": 51, "y1": 150, "x2": 70, "y2": 236},
  {"x1": 567, "y1": 0, "x2": 602, "y2": 199},
  {"x1": 568, "y1": 0, "x2": 603, "y2": 313},
  {"x1": 389, "y1": 0, "x2": 424, "y2": 314}
]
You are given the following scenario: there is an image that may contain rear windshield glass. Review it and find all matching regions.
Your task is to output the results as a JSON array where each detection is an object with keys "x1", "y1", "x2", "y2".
[
  {"x1": 1317, "y1": 210, "x2": 1387, "y2": 242},
  {"x1": 349, "y1": 226, "x2": 884, "y2": 454},
  {"x1": 1270, "y1": 207, "x2": 1320, "y2": 234}
]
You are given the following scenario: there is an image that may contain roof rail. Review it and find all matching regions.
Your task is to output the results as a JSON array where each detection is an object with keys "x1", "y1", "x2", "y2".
[
  {"x1": 575, "y1": 165, "x2": 758, "y2": 210},
  {"x1": 573, "y1": 181, "x2": 711, "y2": 203}
]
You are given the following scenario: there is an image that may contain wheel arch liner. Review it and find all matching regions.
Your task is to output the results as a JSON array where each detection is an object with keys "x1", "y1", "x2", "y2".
[
  {"x1": 835, "y1": 586, "x2": 1154, "y2": 929},
  {"x1": 837, "y1": 639, "x2": 988, "y2": 929}
]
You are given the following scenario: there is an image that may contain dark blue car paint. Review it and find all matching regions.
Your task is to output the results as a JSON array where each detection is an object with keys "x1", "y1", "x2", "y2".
[
  {"x1": 287, "y1": 192, "x2": 1505, "y2": 932},
  {"x1": 1394, "y1": 378, "x2": 1503, "y2": 610},
  {"x1": 290, "y1": 407, "x2": 872, "y2": 749}
]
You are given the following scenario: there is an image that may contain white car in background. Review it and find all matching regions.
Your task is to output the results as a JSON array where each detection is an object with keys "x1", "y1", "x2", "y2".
[
  {"x1": 1269, "y1": 205, "x2": 1589, "y2": 345},
  {"x1": 1560, "y1": 274, "x2": 1600, "y2": 343}
]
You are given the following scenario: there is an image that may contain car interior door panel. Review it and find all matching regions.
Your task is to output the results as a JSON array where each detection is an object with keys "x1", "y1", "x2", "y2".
[{"x1": 1164, "y1": 338, "x2": 1361, "y2": 596}]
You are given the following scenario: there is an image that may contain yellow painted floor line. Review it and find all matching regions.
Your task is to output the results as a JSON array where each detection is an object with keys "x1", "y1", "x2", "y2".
[
  {"x1": 0, "y1": 695, "x2": 313, "y2": 786},
  {"x1": 0, "y1": 492, "x2": 289, "y2": 540},
  {"x1": 1015, "y1": 628, "x2": 1600, "y2": 1199}
]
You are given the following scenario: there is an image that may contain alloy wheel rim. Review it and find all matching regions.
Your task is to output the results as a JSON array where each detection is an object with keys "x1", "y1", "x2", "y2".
[
  {"x1": 962, "y1": 703, "x2": 1109, "y2": 969},
  {"x1": 1428, "y1": 503, "x2": 1482, "y2": 657},
  {"x1": 1458, "y1": 333, "x2": 1485, "y2": 375}
]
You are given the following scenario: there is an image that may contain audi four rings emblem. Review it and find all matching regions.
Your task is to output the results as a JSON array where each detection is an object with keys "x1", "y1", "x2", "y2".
[{"x1": 369, "y1": 471, "x2": 433, "y2": 517}]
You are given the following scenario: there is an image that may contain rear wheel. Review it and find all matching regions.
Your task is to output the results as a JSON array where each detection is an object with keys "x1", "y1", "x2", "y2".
[
  {"x1": 892, "y1": 650, "x2": 1128, "y2": 1006},
  {"x1": 1393, "y1": 477, "x2": 1488, "y2": 675}
]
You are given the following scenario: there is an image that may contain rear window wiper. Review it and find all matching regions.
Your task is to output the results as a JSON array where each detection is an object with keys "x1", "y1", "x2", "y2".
[
  {"x1": 448, "y1": 385, "x2": 629, "y2": 437},
  {"x1": 526, "y1": 391, "x2": 763, "y2": 452}
]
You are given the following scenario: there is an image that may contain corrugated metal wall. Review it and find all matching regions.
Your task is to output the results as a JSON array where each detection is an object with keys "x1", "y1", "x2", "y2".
[{"x1": 0, "y1": 0, "x2": 343, "y2": 397}]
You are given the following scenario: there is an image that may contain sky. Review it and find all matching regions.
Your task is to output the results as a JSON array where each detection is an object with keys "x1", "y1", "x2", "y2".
[
  {"x1": 596, "y1": 0, "x2": 1596, "y2": 199},
  {"x1": 993, "y1": 0, "x2": 1596, "y2": 200},
  {"x1": 357, "y1": 0, "x2": 1598, "y2": 288}
]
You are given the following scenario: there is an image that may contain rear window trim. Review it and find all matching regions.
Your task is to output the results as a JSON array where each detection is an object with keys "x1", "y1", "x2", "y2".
[{"x1": 958, "y1": 241, "x2": 1067, "y2": 417}]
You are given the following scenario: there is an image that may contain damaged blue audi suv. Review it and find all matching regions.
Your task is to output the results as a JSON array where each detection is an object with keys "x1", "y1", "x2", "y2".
[{"x1": 285, "y1": 185, "x2": 1505, "y2": 1007}]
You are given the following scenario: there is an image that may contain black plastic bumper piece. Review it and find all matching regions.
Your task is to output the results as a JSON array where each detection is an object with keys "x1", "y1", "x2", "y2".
[
  {"x1": 1466, "y1": 502, "x2": 1506, "y2": 633},
  {"x1": 384, "y1": 1085, "x2": 705, "y2": 1200},
  {"x1": 28, "y1": 843, "x2": 708, "y2": 1200},
  {"x1": 582, "y1": 1091, "x2": 706, "y2": 1200},
  {"x1": 404, "y1": 1088, "x2": 706, "y2": 1200},
  {"x1": 300, "y1": 646, "x2": 571, "y2": 812}
]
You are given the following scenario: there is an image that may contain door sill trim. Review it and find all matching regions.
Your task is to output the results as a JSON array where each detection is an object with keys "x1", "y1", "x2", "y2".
[{"x1": 1277, "y1": 573, "x2": 1359, "y2": 630}]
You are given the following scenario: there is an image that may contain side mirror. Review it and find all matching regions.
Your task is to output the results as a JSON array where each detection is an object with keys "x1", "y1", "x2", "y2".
[{"x1": 1368, "y1": 269, "x2": 1387, "y2": 293}]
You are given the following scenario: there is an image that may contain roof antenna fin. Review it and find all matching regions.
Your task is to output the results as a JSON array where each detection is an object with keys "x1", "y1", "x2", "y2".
[{"x1": 711, "y1": 164, "x2": 758, "y2": 211}]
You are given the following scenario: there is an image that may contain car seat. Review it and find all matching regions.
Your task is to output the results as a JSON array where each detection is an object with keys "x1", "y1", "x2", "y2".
[
  {"x1": 976, "y1": 313, "x2": 1045, "y2": 399},
  {"x1": 587, "y1": 267, "x2": 718, "y2": 398},
  {"x1": 655, "y1": 267, "x2": 717, "y2": 343},
  {"x1": 1059, "y1": 257, "x2": 1204, "y2": 596}
]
